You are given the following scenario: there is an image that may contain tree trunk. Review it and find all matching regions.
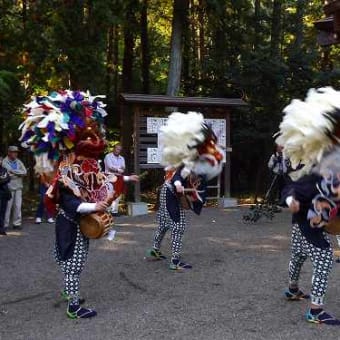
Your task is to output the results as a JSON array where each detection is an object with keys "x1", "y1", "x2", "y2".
[
  {"x1": 113, "y1": 25, "x2": 119, "y2": 99},
  {"x1": 270, "y1": 0, "x2": 282, "y2": 58},
  {"x1": 254, "y1": 0, "x2": 260, "y2": 50},
  {"x1": 166, "y1": 0, "x2": 189, "y2": 96},
  {"x1": 140, "y1": 0, "x2": 150, "y2": 94},
  {"x1": 198, "y1": 0, "x2": 205, "y2": 65},
  {"x1": 122, "y1": 5, "x2": 136, "y2": 92},
  {"x1": 293, "y1": 0, "x2": 306, "y2": 49},
  {"x1": 22, "y1": 0, "x2": 27, "y2": 29},
  {"x1": 121, "y1": 2, "x2": 137, "y2": 173},
  {"x1": 182, "y1": 0, "x2": 192, "y2": 95},
  {"x1": 106, "y1": 25, "x2": 114, "y2": 95}
]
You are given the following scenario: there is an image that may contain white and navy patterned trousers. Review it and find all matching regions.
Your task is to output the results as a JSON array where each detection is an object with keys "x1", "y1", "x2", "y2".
[
  {"x1": 153, "y1": 184, "x2": 186, "y2": 260},
  {"x1": 289, "y1": 224, "x2": 333, "y2": 306},
  {"x1": 55, "y1": 226, "x2": 89, "y2": 306}
]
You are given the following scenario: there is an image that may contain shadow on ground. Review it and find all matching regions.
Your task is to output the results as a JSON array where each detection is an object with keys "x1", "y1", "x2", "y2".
[{"x1": 1, "y1": 208, "x2": 340, "y2": 340}]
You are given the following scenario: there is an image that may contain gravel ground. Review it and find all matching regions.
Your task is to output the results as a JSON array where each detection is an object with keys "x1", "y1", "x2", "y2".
[{"x1": 1, "y1": 207, "x2": 340, "y2": 340}]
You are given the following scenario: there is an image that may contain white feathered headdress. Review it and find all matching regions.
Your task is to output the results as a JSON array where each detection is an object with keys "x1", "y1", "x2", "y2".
[
  {"x1": 159, "y1": 111, "x2": 223, "y2": 178},
  {"x1": 159, "y1": 112, "x2": 205, "y2": 169},
  {"x1": 275, "y1": 87, "x2": 340, "y2": 170}
]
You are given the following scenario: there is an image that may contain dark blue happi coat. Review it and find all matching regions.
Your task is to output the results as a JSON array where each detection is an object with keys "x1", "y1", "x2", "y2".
[
  {"x1": 281, "y1": 174, "x2": 337, "y2": 249},
  {"x1": 55, "y1": 188, "x2": 83, "y2": 261},
  {"x1": 166, "y1": 168, "x2": 207, "y2": 223}
]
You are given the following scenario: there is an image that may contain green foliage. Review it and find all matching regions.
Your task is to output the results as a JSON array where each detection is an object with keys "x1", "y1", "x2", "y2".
[{"x1": 0, "y1": 0, "x2": 337, "y2": 195}]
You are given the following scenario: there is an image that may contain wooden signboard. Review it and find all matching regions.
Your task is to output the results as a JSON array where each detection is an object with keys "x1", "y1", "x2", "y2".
[{"x1": 119, "y1": 94, "x2": 247, "y2": 203}]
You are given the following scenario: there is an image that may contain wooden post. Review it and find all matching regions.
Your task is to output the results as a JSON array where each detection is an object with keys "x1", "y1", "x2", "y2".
[
  {"x1": 133, "y1": 106, "x2": 141, "y2": 202},
  {"x1": 224, "y1": 112, "x2": 231, "y2": 198}
]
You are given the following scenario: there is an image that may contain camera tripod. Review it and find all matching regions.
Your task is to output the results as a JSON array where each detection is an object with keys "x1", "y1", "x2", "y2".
[{"x1": 242, "y1": 174, "x2": 281, "y2": 223}]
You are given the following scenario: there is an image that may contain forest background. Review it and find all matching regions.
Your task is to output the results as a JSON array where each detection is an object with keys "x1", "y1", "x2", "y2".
[{"x1": 0, "y1": 0, "x2": 339, "y2": 198}]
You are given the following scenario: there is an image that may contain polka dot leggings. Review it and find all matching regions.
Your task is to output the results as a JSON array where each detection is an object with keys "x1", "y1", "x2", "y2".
[
  {"x1": 153, "y1": 184, "x2": 186, "y2": 260},
  {"x1": 55, "y1": 226, "x2": 89, "y2": 306},
  {"x1": 289, "y1": 224, "x2": 333, "y2": 306}
]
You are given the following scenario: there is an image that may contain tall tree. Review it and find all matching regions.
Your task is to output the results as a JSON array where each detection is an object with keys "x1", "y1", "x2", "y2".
[
  {"x1": 166, "y1": 0, "x2": 189, "y2": 96},
  {"x1": 141, "y1": 0, "x2": 150, "y2": 93},
  {"x1": 254, "y1": 0, "x2": 261, "y2": 50},
  {"x1": 122, "y1": 4, "x2": 137, "y2": 92},
  {"x1": 121, "y1": 0, "x2": 139, "y2": 170},
  {"x1": 270, "y1": 0, "x2": 283, "y2": 58},
  {"x1": 293, "y1": 0, "x2": 306, "y2": 49}
]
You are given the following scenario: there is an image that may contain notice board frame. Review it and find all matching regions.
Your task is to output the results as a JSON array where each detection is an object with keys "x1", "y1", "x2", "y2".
[{"x1": 119, "y1": 94, "x2": 247, "y2": 203}]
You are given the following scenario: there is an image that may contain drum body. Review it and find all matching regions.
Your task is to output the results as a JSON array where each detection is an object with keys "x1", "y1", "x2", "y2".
[
  {"x1": 80, "y1": 212, "x2": 113, "y2": 239},
  {"x1": 325, "y1": 217, "x2": 340, "y2": 235}
]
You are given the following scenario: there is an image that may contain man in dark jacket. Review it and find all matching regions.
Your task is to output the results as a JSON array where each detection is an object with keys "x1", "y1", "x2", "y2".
[{"x1": 0, "y1": 156, "x2": 11, "y2": 235}]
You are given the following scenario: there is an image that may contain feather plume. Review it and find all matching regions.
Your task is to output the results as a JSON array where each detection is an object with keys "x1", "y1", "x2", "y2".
[
  {"x1": 159, "y1": 112, "x2": 206, "y2": 171},
  {"x1": 275, "y1": 87, "x2": 340, "y2": 170}
]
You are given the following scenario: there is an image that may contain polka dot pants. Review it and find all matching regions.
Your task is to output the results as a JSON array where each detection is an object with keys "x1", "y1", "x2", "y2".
[
  {"x1": 153, "y1": 184, "x2": 186, "y2": 260},
  {"x1": 289, "y1": 224, "x2": 333, "y2": 306},
  {"x1": 55, "y1": 226, "x2": 89, "y2": 306}
]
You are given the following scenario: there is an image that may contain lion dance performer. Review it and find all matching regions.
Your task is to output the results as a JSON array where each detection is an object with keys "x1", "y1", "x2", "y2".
[
  {"x1": 19, "y1": 90, "x2": 137, "y2": 319},
  {"x1": 145, "y1": 112, "x2": 224, "y2": 270},
  {"x1": 276, "y1": 87, "x2": 340, "y2": 325}
]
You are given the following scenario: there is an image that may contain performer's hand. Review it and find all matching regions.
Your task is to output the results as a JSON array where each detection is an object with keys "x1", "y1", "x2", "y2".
[
  {"x1": 288, "y1": 198, "x2": 300, "y2": 213},
  {"x1": 175, "y1": 184, "x2": 185, "y2": 194},
  {"x1": 310, "y1": 215, "x2": 322, "y2": 227},
  {"x1": 117, "y1": 168, "x2": 125, "y2": 174},
  {"x1": 95, "y1": 201, "x2": 110, "y2": 212},
  {"x1": 129, "y1": 174, "x2": 139, "y2": 182}
]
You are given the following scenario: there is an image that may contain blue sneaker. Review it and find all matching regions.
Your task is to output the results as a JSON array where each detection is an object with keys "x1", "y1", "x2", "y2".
[
  {"x1": 306, "y1": 309, "x2": 340, "y2": 325},
  {"x1": 284, "y1": 289, "x2": 310, "y2": 301},
  {"x1": 145, "y1": 248, "x2": 167, "y2": 261},
  {"x1": 169, "y1": 259, "x2": 192, "y2": 271},
  {"x1": 67, "y1": 304, "x2": 97, "y2": 319}
]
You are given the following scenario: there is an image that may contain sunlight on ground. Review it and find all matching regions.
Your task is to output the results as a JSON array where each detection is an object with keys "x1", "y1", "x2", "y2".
[
  {"x1": 97, "y1": 242, "x2": 121, "y2": 251},
  {"x1": 206, "y1": 236, "x2": 286, "y2": 253},
  {"x1": 223, "y1": 208, "x2": 240, "y2": 213},
  {"x1": 115, "y1": 231, "x2": 134, "y2": 236},
  {"x1": 116, "y1": 223, "x2": 156, "y2": 229},
  {"x1": 97, "y1": 231, "x2": 138, "y2": 251},
  {"x1": 270, "y1": 235, "x2": 290, "y2": 241},
  {"x1": 0, "y1": 231, "x2": 25, "y2": 238}
]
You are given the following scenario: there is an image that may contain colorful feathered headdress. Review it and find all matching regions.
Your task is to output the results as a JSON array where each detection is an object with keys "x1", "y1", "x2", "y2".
[
  {"x1": 275, "y1": 87, "x2": 340, "y2": 172},
  {"x1": 19, "y1": 90, "x2": 108, "y2": 174}
]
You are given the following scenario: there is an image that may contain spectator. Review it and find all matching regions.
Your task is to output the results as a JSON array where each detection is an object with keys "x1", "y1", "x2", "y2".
[
  {"x1": 0, "y1": 156, "x2": 11, "y2": 235},
  {"x1": 104, "y1": 141, "x2": 125, "y2": 216},
  {"x1": 267, "y1": 144, "x2": 291, "y2": 202},
  {"x1": 3, "y1": 146, "x2": 27, "y2": 229},
  {"x1": 35, "y1": 173, "x2": 55, "y2": 224}
]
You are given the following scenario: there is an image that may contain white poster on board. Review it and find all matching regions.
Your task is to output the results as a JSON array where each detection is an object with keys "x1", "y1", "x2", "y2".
[
  {"x1": 205, "y1": 119, "x2": 226, "y2": 147},
  {"x1": 147, "y1": 148, "x2": 162, "y2": 164},
  {"x1": 146, "y1": 117, "x2": 168, "y2": 134},
  {"x1": 146, "y1": 117, "x2": 227, "y2": 163}
]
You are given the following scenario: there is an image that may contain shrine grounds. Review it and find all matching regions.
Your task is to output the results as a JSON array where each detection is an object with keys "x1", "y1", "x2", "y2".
[{"x1": 1, "y1": 207, "x2": 340, "y2": 340}]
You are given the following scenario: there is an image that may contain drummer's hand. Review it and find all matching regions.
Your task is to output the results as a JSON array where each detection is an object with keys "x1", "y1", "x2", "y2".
[
  {"x1": 310, "y1": 215, "x2": 322, "y2": 227},
  {"x1": 95, "y1": 201, "x2": 110, "y2": 212},
  {"x1": 175, "y1": 184, "x2": 185, "y2": 194},
  {"x1": 129, "y1": 174, "x2": 139, "y2": 182},
  {"x1": 288, "y1": 198, "x2": 300, "y2": 213}
]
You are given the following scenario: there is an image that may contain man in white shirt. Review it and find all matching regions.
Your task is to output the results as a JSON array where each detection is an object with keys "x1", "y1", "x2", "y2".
[
  {"x1": 2, "y1": 146, "x2": 27, "y2": 229},
  {"x1": 104, "y1": 142, "x2": 126, "y2": 215}
]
